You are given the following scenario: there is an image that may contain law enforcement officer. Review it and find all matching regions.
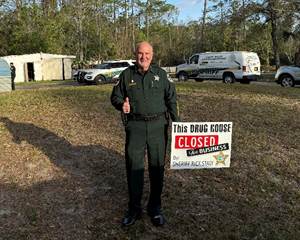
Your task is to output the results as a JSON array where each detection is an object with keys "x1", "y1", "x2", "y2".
[
  {"x1": 10, "y1": 63, "x2": 16, "y2": 91},
  {"x1": 111, "y1": 41, "x2": 179, "y2": 227}
]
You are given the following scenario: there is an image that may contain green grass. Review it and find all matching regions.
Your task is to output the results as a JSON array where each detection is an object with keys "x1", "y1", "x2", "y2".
[
  {"x1": 16, "y1": 79, "x2": 74, "y2": 86},
  {"x1": 0, "y1": 82, "x2": 299, "y2": 239}
]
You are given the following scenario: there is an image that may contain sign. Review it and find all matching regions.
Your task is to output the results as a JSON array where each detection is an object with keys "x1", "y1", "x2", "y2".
[{"x1": 170, "y1": 122, "x2": 232, "y2": 169}]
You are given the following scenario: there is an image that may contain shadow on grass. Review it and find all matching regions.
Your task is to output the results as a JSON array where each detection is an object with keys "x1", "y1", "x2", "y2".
[
  {"x1": 0, "y1": 117, "x2": 131, "y2": 239},
  {"x1": 1, "y1": 117, "x2": 298, "y2": 239}
]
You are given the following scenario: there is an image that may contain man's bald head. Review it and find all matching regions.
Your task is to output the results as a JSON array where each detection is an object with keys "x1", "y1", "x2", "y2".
[
  {"x1": 135, "y1": 41, "x2": 153, "y2": 72},
  {"x1": 135, "y1": 41, "x2": 153, "y2": 53}
]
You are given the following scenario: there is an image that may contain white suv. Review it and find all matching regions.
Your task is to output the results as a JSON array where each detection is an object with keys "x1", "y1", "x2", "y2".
[
  {"x1": 275, "y1": 66, "x2": 300, "y2": 87},
  {"x1": 78, "y1": 60, "x2": 135, "y2": 84}
]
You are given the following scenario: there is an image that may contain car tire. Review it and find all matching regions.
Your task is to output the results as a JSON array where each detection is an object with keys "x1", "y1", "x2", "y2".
[
  {"x1": 178, "y1": 72, "x2": 188, "y2": 81},
  {"x1": 223, "y1": 73, "x2": 235, "y2": 84},
  {"x1": 94, "y1": 75, "x2": 106, "y2": 85},
  {"x1": 280, "y1": 74, "x2": 295, "y2": 87},
  {"x1": 77, "y1": 72, "x2": 85, "y2": 83}
]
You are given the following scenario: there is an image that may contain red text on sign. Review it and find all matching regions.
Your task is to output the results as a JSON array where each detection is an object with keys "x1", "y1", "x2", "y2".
[{"x1": 175, "y1": 135, "x2": 219, "y2": 149}]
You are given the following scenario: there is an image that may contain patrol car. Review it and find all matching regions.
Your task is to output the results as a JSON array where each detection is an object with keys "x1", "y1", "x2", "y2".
[
  {"x1": 176, "y1": 51, "x2": 261, "y2": 84},
  {"x1": 275, "y1": 65, "x2": 300, "y2": 87},
  {"x1": 75, "y1": 60, "x2": 135, "y2": 84}
]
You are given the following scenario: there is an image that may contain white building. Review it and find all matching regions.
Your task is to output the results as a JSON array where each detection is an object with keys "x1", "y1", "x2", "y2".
[{"x1": 1, "y1": 53, "x2": 76, "y2": 83}]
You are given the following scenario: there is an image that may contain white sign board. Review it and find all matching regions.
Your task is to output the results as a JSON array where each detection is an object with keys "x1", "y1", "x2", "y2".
[{"x1": 170, "y1": 122, "x2": 232, "y2": 169}]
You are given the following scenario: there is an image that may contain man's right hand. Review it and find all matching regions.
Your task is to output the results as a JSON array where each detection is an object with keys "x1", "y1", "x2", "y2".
[{"x1": 122, "y1": 97, "x2": 130, "y2": 113}]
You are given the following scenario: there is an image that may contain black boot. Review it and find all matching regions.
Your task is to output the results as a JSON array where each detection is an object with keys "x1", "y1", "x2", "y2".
[{"x1": 121, "y1": 210, "x2": 142, "y2": 226}]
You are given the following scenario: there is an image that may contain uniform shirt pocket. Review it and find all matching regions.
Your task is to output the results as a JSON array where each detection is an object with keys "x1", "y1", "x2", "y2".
[
  {"x1": 151, "y1": 80, "x2": 164, "y2": 103},
  {"x1": 127, "y1": 84, "x2": 140, "y2": 99}
]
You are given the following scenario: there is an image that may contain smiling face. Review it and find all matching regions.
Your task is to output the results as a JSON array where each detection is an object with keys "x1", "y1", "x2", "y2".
[{"x1": 135, "y1": 42, "x2": 153, "y2": 72}]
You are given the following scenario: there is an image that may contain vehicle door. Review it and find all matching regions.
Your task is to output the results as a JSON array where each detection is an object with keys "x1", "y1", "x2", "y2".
[
  {"x1": 244, "y1": 53, "x2": 261, "y2": 76},
  {"x1": 112, "y1": 62, "x2": 129, "y2": 79},
  {"x1": 197, "y1": 55, "x2": 209, "y2": 79},
  {"x1": 198, "y1": 54, "x2": 221, "y2": 80},
  {"x1": 188, "y1": 55, "x2": 200, "y2": 78},
  {"x1": 294, "y1": 66, "x2": 300, "y2": 80}
]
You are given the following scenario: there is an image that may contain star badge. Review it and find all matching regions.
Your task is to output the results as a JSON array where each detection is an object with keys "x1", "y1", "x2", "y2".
[
  {"x1": 213, "y1": 151, "x2": 228, "y2": 165},
  {"x1": 154, "y1": 75, "x2": 160, "y2": 81}
]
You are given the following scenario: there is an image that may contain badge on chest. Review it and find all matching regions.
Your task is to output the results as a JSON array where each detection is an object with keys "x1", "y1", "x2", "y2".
[{"x1": 129, "y1": 79, "x2": 136, "y2": 87}]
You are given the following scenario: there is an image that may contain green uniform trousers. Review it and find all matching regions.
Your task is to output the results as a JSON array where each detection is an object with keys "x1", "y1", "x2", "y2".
[{"x1": 125, "y1": 118, "x2": 168, "y2": 216}]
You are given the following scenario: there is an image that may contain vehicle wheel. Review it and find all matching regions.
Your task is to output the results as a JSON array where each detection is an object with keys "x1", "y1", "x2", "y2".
[
  {"x1": 223, "y1": 73, "x2": 235, "y2": 84},
  {"x1": 178, "y1": 72, "x2": 188, "y2": 81},
  {"x1": 280, "y1": 74, "x2": 295, "y2": 87},
  {"x1": 77, "y1": 72, "x2": 85, "y2": 83},
  {"x1": 94, "y1": 75, "x2": 105, "y2": 85}
]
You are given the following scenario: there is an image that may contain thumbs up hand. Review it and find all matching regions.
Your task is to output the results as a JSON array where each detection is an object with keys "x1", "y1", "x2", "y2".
[{"x1": 122, "y1": 97, "x2": 130, "y2": 114}]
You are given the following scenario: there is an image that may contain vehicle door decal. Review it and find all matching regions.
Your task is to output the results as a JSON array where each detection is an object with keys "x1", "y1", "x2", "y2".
[{"x1": 196, "y1": 66, "x2": 240, "y2": 78}]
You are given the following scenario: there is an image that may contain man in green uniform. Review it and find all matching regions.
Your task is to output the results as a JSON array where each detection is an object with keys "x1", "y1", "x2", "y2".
[{"x1": 111, "y1": 41, "x2": 179, "y2": 227}]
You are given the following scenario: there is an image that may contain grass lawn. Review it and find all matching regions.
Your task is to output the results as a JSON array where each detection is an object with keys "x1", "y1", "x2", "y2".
[
  {"x1": 16, "y1": 79, "x2": 75, "y2": 86},
  {"x1": 0, "y1": 82, "x2": 299, "y2": 239}
]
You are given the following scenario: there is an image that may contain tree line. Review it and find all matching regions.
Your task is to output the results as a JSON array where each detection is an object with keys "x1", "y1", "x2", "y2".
[{"x1": 0, "y1": 0, "x2": 299, "y2": 68}]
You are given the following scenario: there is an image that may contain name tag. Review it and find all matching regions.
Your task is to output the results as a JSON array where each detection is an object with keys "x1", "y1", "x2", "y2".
[{"x1": 129, "y1": 82, "x2": 137, "y2": 87}]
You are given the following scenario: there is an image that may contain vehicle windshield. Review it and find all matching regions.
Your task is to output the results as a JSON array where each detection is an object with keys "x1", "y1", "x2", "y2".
[{"x1": 93, "y1": 63, "x2": 110, "y2": 69}]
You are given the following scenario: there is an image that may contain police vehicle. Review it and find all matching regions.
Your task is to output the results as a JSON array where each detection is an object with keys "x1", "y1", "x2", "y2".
[
  {"x1": 75, "y1": 60, "x2": 135, "y2": 84},
  {"x1": 176, "y1": 51, "x2": 261, "y2": 84}
]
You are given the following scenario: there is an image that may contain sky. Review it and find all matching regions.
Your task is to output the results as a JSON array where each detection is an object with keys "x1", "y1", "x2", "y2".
[{"x1": 168, "y1": 0, "x2": 204, "y2": 23}]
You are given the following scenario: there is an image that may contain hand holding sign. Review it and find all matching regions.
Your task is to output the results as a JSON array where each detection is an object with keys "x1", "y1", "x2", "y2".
[{"x1": 123, "y1": 97, "x2": 130, "y2": 114}]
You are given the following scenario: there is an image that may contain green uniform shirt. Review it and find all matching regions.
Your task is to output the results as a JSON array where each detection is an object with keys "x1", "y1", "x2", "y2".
[{"x1": 111, "y1": 64, "x2": 179, "y2": 122}]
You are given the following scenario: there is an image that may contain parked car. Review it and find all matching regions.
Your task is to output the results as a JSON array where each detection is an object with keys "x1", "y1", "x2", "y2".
[
  {"x1": 176, "y1": 51, "x2": 261, "y2": 84},
  {"x1": 275, "y1": 65, "x2": 300, "y2": 87},
  {"x1": 74, "y1": 60, "x2": 135, "y2": 84}
]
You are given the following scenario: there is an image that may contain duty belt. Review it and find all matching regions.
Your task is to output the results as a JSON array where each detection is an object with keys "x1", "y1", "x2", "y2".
[{"x1": 128, "y1": 112, "x2": 166, "y2": 121}]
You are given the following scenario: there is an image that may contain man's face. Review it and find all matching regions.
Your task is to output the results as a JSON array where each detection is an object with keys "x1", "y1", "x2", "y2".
[{"x1": 136, "y1": 43, "x2": 153, "y2": 71}]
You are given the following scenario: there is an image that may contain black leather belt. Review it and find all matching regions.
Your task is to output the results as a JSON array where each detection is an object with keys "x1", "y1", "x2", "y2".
[{"x1": 128, "y1": 112, "x2": 166, "y2": 121}]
